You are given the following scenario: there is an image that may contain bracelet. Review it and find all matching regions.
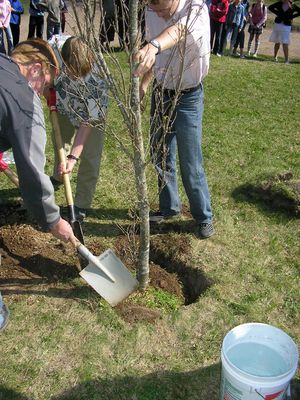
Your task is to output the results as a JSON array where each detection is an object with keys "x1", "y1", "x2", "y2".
[{"x1": 67, "y1": 154, "x2": 79, "y2": 162}]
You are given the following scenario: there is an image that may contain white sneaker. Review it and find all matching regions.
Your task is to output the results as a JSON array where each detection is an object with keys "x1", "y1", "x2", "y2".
[
  {"x1": 274, "y1": 57, "x2": 278, "y2": 62},
  {"x1": 253, "y1": 53, "x2": 257, "y2": 58},
  {"x1": 285, "y1": 60, "x2": 290, "y2": 65}
]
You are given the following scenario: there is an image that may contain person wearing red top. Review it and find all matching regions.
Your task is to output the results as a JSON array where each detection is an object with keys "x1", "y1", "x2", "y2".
[
  {"x1": 210, "y1": 0, "x2": 229, "y2": 55},
  {"x1": 247, "y1": 0, "x2": 267, "y2": 57}
]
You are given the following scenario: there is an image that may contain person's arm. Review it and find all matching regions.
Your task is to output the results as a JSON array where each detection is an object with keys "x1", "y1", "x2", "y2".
[
  {"x1": 57, "y1": 123, "x2": 91, "y2": 176},
  {"x1": 291, "y1": 4, "x2": 300, "y2": 19},
  {"x1": 134, "y1": 23, "x2": 185, "y2": 78},
  {"x1": 11, "y1": 0, "x2": 24, "y2": 14},
  {"x1": 239, "y1": 6, "x2": 245, "y2": 29},
  {"x1": 268, "y1": 1, "x2": 280, "y2": 16}
]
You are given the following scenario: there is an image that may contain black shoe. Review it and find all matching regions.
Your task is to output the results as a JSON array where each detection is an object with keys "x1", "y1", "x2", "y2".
[
  {"x1": 50, "y1": 176, "x2": 63, "y2": 191},
  {"x1": 198, "y1": 222, "x2": 215, "y2": 239},
  {"x1": 149, "y1": 211, "x2": 180, "y2": 225},
  {"x1": 74, "y1": 206, "x2": 86, "y2": 222}
]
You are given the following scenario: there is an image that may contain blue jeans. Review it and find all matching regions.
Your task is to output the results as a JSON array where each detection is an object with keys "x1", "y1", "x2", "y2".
[
  {"x1": 47, "y1": 21, "x2": 60, "y2": 40},
  {"x1": 150, "y1": 84, "x2": 213, "y2": 224},
  {"x1": 0, "y1": 25, "x2": 14, "y2": 55}
]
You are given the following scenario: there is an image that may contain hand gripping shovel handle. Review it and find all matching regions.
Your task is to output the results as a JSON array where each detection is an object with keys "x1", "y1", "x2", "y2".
[
  {"x1": 48, "y1": 89, "x2": 85, "y2": 245},
  {"x1": 0, "y1": 152, "x2": 19, "y2": 187}
]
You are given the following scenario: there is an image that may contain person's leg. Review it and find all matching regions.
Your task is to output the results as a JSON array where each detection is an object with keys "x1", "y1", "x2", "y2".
[
  {"x1": 0, "y1": 30, "x2": 5, "y2": 54},
  {"x1": 10, "y1": 23, "x2": 19, "y2": 46},
  {"x1": 210, "y1": 19, "x2": 216, "y2": 52},
  {"x1": 218, "y1": 24, "x2": 228, "y2": 55},
  {"x1": 75, "y1": 126, "x2": 105, "y2": 209},
  {"x1": 230, "y1": 24, "x2": 239, "y2": 54},
  {"x1": 239, "y1": 28, "x2": 245, "y2": 57},
  {"x1": 233, "y1": 28, "x2": 241, "y2": 55},
  {"x1": 36, "y1": 16, "x2": 44, "y2": 39},
  {"x1": 61, "y1": 12, "x2": 66, "y2": 33},
  {"x1": 4, "y1": 25, "x2": 14, "y2": 54},
  {"x1": 27, "y1": 16, "x2": 36, "y2": 39},
  {"x1": 282, "y1": 43, "x2": 289, "y2": 63},
  {"x1": 247, "y1": 32, "x2": 254, "y2": 55},
  {"x1": 214, "y1": 21, "x2": 222, "y2": 54},
  {"x1": 150, "y1": 88, "x2": 181, "y2": 216},
  {"x1": 174, "y1": 86, "x2": 213, "y2": 224},
  {"x1": 53, "y1": 22, "x2": 61, "y2": 36},
  {"x1": 253, "y1": 33, "x2": 260, "y2": 56},
  {"x1": 47, "y1": 20, "x2": 54, "y2": 40},
  {"x1": 274, "y1": 43, "x2": 280, "y2": 60}
]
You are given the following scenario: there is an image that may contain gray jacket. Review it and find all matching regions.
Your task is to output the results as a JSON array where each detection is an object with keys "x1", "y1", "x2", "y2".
[{"x1": 0, "y1": 54, "x2": 60, "y2": 231}]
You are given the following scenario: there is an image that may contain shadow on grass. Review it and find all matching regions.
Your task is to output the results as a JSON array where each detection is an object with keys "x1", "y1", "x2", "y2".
[
  {"x1": 1, "y1": 369, "x2": 299, "y2": 400},
  {"x1": 232, "y1": 182, "x2": 299, "y2": 219},
  {"x1": 52, "y1": 364, "x2": 221, "y2": 400}
]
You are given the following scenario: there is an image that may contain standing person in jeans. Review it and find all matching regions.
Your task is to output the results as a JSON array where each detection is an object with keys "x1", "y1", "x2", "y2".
[
  {"x1": 27, "y1": 0, "x2": 44, "y2": 39},
  {"x1": 232, "y1": 0, "x2": 249, "y2": 58},
  {"x1": 134, "y1": 0, "x2": 214, "y2": 239},
  {"x1": 0, "y1": 0, "x2": 14, "y2": 54},
  {"x1": 9, "y1": 0, "x2": 24, "y2": 46},
  {"x1": 39, "y1": 0, "x2": 64, "y2": 40},
  {"x1": 49, "y1": 35, "x2": 108, "y2": 222},
  {"x1": 219, "y1": 0, "x2": 245, "y2": 55},
  {"x1": 268, "y1": 0, "x2": 300, "y2": 63}
]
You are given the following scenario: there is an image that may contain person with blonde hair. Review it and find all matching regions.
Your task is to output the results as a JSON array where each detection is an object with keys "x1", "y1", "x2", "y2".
[
  {"x1": 48, "y1": 35, "x2": 108, "y2": 222},
  {"x1": 0, "y1": 38, "x2": 77, "y2": 245}
]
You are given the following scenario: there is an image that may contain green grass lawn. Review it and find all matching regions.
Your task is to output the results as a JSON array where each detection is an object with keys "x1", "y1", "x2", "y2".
[{"x1": 0, "y1": 53, "x2": 299, "y2": 399}]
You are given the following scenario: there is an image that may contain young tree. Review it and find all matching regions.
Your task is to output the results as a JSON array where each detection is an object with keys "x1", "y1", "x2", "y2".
[{"x1": 69, "y1": 0, "x2": 150, "y2": 289}]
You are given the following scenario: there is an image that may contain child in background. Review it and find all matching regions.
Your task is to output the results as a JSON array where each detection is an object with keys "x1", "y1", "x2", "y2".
[
  {"x1": 9, "y1": 0, "x2": 23, "y2": 46},
  {"x1": 48, "y1": 35, "x2": 108, "y2": 221},
  {"x1": 210, "y1": 0, "x2": 229, "y2": 55},
  {"x1": 0, "y1": 0, "x2": 13, "y2": 54},
  {"x1": 247, "y1": 0, "x2": 267, "y2": 57},
  {"x1": 232, "y1": 0, "x2": 250, "y2": 58},
  {"x1": 219, "y1": 0, "x2": 245, "y2": 56}
]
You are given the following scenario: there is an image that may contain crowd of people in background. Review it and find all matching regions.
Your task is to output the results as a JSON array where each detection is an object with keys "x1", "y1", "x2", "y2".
[
  {"x1": 1, "y1": 0, "x2": 299, "y2": 62},
  {"x1": 208, "y1": 0, "x2": 300, "y2": 63}
]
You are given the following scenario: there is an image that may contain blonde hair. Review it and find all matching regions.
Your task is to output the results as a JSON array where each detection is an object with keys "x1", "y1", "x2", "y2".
[
  {"x1": 11, "y1": 38, "x2": 59, "y2": 82},
  {"x1": 61, "y1": 36, "x2": 94, "y2": 78}
]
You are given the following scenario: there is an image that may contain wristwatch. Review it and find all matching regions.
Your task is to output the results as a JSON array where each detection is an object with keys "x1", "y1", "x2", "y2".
[{"x1": 150, "y1": 39, "x2": 161, "y2": 54}]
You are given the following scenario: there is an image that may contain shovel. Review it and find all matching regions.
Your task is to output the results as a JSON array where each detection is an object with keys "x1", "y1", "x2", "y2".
[
  {"x1": 48, "y1": 89, "x2": 139, "y2": 306},
  {"x1": 0, "y1": 152, "x2": 19, "y2": 187}
]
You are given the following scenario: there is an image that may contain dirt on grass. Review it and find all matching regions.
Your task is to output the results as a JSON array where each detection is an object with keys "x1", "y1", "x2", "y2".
[{"x1": 0, "y1": 204, "x2": 191, "y2": 324}]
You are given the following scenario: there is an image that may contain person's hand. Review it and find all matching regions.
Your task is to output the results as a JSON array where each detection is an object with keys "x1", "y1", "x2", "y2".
[
  {"x1": 134, "y1": 44, "x2": 157, "y2": 78},
  {"x1": 50, "y1": 217, "x2": 77, "y2": 246},
  {"x1": 57, "y1": 159, "x2": 76, "y2": 176}
]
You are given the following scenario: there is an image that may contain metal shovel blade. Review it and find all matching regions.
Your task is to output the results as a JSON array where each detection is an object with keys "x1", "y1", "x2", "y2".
[{"x1": 79, "y1": 249, "x2": 139, "y2": 306}]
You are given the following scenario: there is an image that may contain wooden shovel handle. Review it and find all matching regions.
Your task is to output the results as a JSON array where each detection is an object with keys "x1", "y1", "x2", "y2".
[
  {"x1": 49, "y1": 108, "x2": 74, "y2": 208},
  {"x1": 3, "y1": 168, "x2": 19, "y2": 187}
]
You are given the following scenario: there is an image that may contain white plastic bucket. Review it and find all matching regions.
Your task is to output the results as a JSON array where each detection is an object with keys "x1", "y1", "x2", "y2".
[{"x1": 220, "y1": 323, "x2": 299, "y2": 400}]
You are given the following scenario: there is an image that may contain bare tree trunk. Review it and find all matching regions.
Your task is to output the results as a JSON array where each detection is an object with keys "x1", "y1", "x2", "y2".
[
  {"x1": 68, "y1": 0, "x2": 150, "y2": 288},
  {"x1": 129, "y1": 0, "x2": 150, "y2": 289}
]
